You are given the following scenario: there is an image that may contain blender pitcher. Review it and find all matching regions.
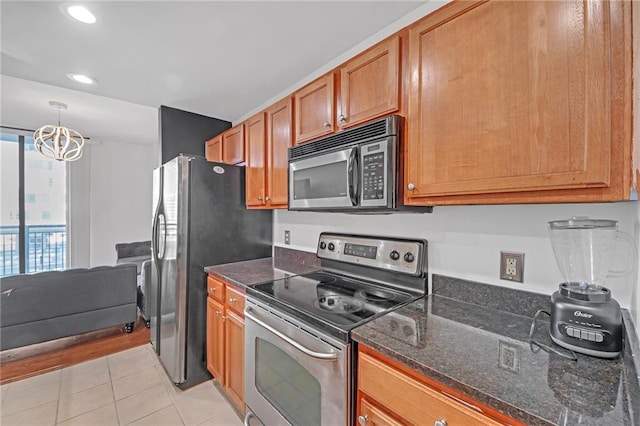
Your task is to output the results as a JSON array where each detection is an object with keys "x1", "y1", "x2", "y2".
[
  {"x1": 546, "y1": 216, "x2": 636, "y2": 358},
  {"x1": 548, "y1": 217, "x2": 637, "y2": 289}
]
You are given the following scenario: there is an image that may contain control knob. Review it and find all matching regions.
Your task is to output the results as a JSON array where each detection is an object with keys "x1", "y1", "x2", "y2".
[
  {"x1": 404, "y1": 252, "x2": 415, "y2": 263},
  {"x1": 328, "y1": 243, "x2": 335, "y2": 251},
  {"x1": 319, "y1": 241, "x2": 327, "y2": 250},
  {"x1": 390, "y1": 250, "x2": 400, "y2": 261}
]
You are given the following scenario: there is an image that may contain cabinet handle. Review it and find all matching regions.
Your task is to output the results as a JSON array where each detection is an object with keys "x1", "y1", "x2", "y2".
[
  {"x1": 229, "y1": 298, "x2": 236, "y2": 304},
  {"x1": 434, "y1": 420, "x2": 447, "y2": 426},
  {"x1": 265, "y1": 196, "x2": 270, "y2": 201},
  {"x1": 222, "y1": 316, "x2": 227, "y2": 321},
  {"x1": 407, "y1": 182, "x2": 416, "y2": 191},
  {"x1": 209, "y1": 287, "x2": 214, "y2": 292},
  {"x1": 323, "y1": 121, "x2": 331, "y2": 129},
  {"x1": 338, "y1": 114, "x2": 346, "y2": 123},
  {"x1": 257, "y1": 196, "x2": 263, "y2": 201},
  {"x1": 357, "y1": 415, "x2": 368, "y2": 425},
  {"x1": 215, "y1": 311, "x2": 221, "y2": 316}
]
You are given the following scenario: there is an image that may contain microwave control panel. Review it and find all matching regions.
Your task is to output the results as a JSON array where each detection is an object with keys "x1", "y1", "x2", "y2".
[{"x1": 360, "y1": 140, "x2": 390, "y2": 207}]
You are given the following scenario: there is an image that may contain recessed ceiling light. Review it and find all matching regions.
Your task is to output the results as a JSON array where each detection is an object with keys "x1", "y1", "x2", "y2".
[
  {"x1": 67, "y1": 73, "x2": 97, "y2": 85},
  {"x1": 67, "y1": 5, "x2": 96, "y2": 24}
]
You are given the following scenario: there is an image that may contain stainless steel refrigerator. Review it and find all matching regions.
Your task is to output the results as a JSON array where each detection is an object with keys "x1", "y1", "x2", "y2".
[{"x1": 150, "y1": 155, "x2": 272, "y2": 389}]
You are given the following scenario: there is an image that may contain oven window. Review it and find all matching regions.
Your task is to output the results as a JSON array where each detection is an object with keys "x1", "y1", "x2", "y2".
[
  {"x1": 255, "y1": 338, "x2": 321, "y2": 426},
  {"x1": 292, "y1": 161, "x2": 348, "y2": 200}
]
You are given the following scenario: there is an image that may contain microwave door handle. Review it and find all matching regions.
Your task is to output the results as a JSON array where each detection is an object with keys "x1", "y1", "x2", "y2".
[{"x1": 348, "y1": 147, "x2": 358, "y2": 206}]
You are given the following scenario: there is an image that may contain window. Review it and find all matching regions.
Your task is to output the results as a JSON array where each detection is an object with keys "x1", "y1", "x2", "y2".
[{"x1": 0, "y1": 133, "x2": 67, "y2": 277}]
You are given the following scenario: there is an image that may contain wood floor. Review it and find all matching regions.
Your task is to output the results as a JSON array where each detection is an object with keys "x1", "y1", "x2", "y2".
[{"x1": 0, "y1": 316, "x2": 150, "y2": 385}]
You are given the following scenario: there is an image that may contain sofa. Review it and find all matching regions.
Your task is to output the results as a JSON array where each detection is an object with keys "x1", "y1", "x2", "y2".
[{"x1": 0, "y1": 264, "x2": 137, "y2": 351}]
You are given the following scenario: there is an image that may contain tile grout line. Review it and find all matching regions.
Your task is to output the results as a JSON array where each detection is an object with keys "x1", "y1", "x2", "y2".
[
  {"x1": 55, "y1": 369, "x2": 62, "y2": 426},
  {"x1": 106, "y1": 354, "x2": 122, "y2": 426}
]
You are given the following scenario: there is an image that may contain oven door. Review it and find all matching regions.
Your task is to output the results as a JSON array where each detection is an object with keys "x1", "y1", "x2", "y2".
[
  {"x1": 244, "y1": 298, "x2": 350, "y2": 426},
  {"x1": 288, "y1": 145, "x2": 359, "y2": 210}
]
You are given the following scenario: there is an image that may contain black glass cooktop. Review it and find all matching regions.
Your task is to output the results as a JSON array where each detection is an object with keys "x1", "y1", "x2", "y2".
[{"x1": 248, "y1": 271, "x2": 414, "y2": 340}]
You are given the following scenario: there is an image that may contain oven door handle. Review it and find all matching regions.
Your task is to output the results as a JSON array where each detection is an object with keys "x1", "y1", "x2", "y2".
[{"x1": 245, "y1": 307, "x2": 338, "y2": 361}]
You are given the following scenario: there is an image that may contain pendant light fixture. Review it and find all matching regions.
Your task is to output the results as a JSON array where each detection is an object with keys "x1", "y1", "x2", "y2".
[{"x1": 34, "y1": 101, "x2": 85, "y2": 161}]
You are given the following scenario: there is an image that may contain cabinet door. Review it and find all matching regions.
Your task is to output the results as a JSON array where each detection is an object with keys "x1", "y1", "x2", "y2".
[
  {"x1": 406, "y1": 0, "x2": 630, "y2": 204},
  {"x1": 206, "y1": 297, "x2": 225, "y2": 383},
  {"x1": 294, "y1": 73, "x2": 335, "y2": 144},
  {"x1": 266, "y1": 97, "x2": 293, "y2": 207},
  {"x1": 339, "y1": 35, "x2": 400, "y2": 129},
  {"x1": 359, "y1": 398, "x2": 404, "y2": 426},
  {"x1": 245, "y1": 113, "x2": 267, "y2": 207},
  {"x1": 205, "y1": 135, "x2": 222, "y2": 163},
  {"x1": 222, "y1": 124, "x2": 245, "y2": 165},
  {"x1": 224, "y1": 310, "x2": 245, "y2": 413}
]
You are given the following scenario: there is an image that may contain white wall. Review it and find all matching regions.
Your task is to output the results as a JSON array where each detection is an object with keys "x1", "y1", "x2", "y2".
[
  {"x1": 275, "y1": 202, "x2": 639, "y2": 309},
  {"x1": 87, "y1": 141, "x2": 155, "y2": 266}
]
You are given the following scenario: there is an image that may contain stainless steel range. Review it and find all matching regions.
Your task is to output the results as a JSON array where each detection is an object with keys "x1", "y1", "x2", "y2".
[{"x1": 243, "y1": 233, "x2": 428, "y2": 426}]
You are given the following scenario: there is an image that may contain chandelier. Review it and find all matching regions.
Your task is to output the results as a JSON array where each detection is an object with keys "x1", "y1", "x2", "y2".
[{"x1": 34, "y1": 101, "x2": 85, "y2": 161}]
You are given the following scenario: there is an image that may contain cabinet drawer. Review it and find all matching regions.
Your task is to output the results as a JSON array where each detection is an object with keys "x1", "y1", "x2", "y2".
[
  {"x1": 359, "y1": 352, "x2": 501, "y2": 426},
  {"x1": 226, "y1": 284, "x2": 245, "y2": 316},
  {"x1": 207, "y1": 276, "x2": 225, "y2": 303}
]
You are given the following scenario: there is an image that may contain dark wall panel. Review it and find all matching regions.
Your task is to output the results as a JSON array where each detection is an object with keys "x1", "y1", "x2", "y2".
[{"x1": 159, "y1": 106, "x2": 231, "y2": 164}]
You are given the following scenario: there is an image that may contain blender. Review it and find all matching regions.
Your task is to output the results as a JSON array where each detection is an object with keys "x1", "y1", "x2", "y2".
[{"x1": 547, "y1": 217, "x2": 636, "y2": 358}]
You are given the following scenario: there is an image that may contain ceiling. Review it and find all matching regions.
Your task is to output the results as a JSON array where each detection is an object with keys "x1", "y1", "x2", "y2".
[{"x1": 1, "y1": 1, "x2": 429, "y2": 145}]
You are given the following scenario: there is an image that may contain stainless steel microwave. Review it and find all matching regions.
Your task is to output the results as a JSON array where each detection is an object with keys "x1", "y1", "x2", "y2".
[{"x1": 288, "y1": 115, "x2": 431, "y2": 213}]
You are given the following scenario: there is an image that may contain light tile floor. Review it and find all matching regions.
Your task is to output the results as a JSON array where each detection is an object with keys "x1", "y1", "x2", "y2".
[{"x1": 0, "y1": 344, "x2": 243, "y2": 426}]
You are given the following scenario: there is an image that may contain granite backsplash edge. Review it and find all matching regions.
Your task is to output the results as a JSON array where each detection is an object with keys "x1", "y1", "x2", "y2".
[{"x1": 273, "y1": 246, "x2": 320, "y2": 268}]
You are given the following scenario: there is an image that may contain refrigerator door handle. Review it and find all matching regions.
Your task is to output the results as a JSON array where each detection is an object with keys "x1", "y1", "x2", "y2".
[{"x1": 157, "y1": 213, "x2": 166, "y2": 259}]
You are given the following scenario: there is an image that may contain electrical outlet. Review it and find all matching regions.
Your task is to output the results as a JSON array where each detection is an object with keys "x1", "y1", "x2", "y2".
[
  {"x1": 284, "y1": 230, "x2": 290, "y2": 245},
  {"x1": 500, "y1": 251, "x2": 524, "y2": 282},
  {"x1": 498, "y1": 340, "x2": 520, "y2": 373}
]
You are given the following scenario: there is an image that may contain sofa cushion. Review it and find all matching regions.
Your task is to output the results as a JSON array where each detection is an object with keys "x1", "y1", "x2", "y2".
[{"x1": 0, "y1": 264, "x2": 137, "y2": 327}]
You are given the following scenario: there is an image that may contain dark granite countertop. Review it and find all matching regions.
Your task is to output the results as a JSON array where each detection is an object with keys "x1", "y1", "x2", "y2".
[
  {"x1": 204, "y1": 250, "x2": 320, "y2": 289},
  {"x1": 352, "y1": 276, "x2": 639, "y2": 426}
]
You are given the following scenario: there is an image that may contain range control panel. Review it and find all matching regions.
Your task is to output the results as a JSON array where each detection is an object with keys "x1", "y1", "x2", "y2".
[{"x1": 317, "y1": 233, "x2": 426, "y2": 276}]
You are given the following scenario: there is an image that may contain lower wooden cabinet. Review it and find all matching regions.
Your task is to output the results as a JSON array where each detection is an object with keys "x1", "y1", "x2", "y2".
[
  {"x1": 357, "y1": 347, "x2": 519, "y2": 426},
  {"x1": 224, "y1": 310, "x2": 245, "y2": 410},
  {"x1": 206, "y1": 297, "x2": 224, "y2": 381},
  {"x1": 206, "y1": 275, "x2": 246, "y2": 414}
]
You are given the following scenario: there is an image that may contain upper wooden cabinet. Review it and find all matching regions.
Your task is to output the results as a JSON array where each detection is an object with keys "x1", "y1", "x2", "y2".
[
  {"x1": 222, "y1": 124, "x2": 245, "y2": 165},
  {"x1": 245, "y1": 112, "x2": 267, "y2": 207},
  {"x1": 205, "y1": 124, "x2": 245, "y2": 165},
  {"x1": 266, "y1": 97, "x2": 293, "y2": 207},
  {"x1": 338, "y1": 35, "x2": 401, "y2": 129},
  {"x1": 405, "y1": 0, "x2": 633, "y2": 205},
  {"x1": 294, "y1": 35, "x2": 403, "y2": 145},
  {"x1": 205, "y1": 135, "x2": 222, "y2": 163},
  {"x1": 294, "y1": 73, "x2": 335, "y2": 144},
  {"x1": 245, "y1": 97, "x2": 293, "y2": 209}
]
